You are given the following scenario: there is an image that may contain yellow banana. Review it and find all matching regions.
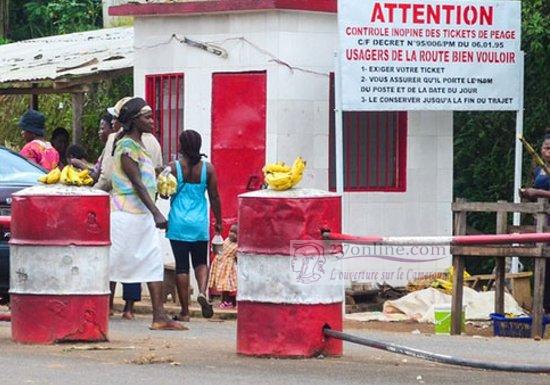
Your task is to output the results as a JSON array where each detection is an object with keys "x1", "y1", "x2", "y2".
[
  {"x1": 38, "y1": 175, "x2": 48, "y2": 183},
  {"x1": 67, "y1": 166, "x2": 81, "y2": 186},
  {"x1": 60, "y1": 166, "x2": 70, "y2": 185},
  {"x1": 78, "y1": 168, "x2": 90, "y2": 179},
  {"x1": 289, "y1": 157, "x2": 306, "y2": 188},
  {"x1": 46, "y1": 167, "x2": 61, "y2": 184},
  {"x1": 82, "y1": 176, "x2": 94, "y2": 186},
  {"x1": 265, "y1": 172, "x2": 293, "y2": 191},
  {"x1": 262, "y1": 162, "x2": 291, "y2": 174}
]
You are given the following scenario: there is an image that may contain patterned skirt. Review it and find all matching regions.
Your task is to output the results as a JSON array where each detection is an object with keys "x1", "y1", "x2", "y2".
[{"x1": 209, "y1": 253, "x2": 237, "y2": 292}]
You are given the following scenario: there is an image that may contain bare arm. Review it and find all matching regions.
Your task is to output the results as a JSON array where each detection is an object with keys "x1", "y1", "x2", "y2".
[
  {"x1": 520, "y1": 188, "x2": 550, "y2": 200},
  {"x1": 207, "y1": 163, "x2": 222, "y2": 234},
  {"x1": 121, "y1": 154, "x2": 167, "y2": 229}
]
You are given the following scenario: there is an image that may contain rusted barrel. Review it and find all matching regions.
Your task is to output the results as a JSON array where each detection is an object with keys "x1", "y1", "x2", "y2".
[
  {"x1": 237, "y1": 189, "x2": 343, "y2": 357},
  {"x1": 9, "y1": 185, "x2": 110, "y2": 344}
]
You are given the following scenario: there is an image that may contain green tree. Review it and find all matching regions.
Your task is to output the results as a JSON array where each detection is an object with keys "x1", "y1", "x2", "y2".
[
  {"x1": 9, "y1": 0, "x2": 101, "y2": 40},
  {"x1": 454, "y1": 0, "x2": 549, "y2": 273}
]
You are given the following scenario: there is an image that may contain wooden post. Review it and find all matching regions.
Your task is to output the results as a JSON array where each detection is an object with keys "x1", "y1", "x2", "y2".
[
  {"x1": 30, "y1": 95, "x2": 38, "y2": 110},
  {"x1": 451, "y1": 198, "x2": 467, "y2": 335},
  {"x1": 532, "y1": 198, "x2": 546, "y2": 339},
  {"x1": 494, "y1": 201, "x2": 507, "y2": 315},
  {"x1": 71, "y1": 93, "x2": 84, "y2": 145}
]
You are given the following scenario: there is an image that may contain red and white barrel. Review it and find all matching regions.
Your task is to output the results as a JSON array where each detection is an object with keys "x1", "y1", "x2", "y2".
[
  {"x1": 237, "y1": 189, "x2": 343, "y2": 357},
  {"x1": 9, "y1": 185, "x2": 110, "y2": 344}
]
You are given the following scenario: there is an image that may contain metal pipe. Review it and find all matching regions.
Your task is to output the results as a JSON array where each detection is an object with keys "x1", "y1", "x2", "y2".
[
  {"x1": 323, "y1": 231, "x2": 550, "y2": 246},
  {"x1": 324, "y1": 328, "x2": 550, "y2": 373}
]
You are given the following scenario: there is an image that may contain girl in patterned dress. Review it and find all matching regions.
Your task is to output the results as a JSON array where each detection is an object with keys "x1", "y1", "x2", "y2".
[{"x1": 208, "y1": 224, "x2": 238, "y2": 308}]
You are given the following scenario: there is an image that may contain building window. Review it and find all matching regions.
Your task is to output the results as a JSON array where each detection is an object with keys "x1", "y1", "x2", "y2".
[
  {"x1": 329, "y1": 74, "x2": 407, "y2": 192},
  {"x1": 145, "y1": 73, "x2": 184, "y2": 162}
]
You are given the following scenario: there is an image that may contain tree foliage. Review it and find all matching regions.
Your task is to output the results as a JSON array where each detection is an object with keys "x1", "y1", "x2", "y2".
[
  {"x1": 0, "y1": 1, "x2": 131, "y2": 161},
  {"x1": 454, "y1": 0, "x2": 549, "y2": 273},
  {"x1": 9, "y1": 0, "x2": 102, "y2": 40}
]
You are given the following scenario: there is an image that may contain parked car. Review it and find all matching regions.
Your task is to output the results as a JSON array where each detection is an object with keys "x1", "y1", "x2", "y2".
[{"x1": 0, "y1": 146, "x2": 45, "y2": 303}]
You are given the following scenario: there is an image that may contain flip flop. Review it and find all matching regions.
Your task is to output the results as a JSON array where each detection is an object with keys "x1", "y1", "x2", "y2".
[
  {"x1": 149, "y1": 320, "x2": 188, "y2": 331},
  {"x1": 197, "y1": 293, "x2": 214, "y2": 319}
]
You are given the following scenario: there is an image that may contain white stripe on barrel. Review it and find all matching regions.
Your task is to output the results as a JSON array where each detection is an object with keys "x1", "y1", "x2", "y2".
[{"x1": 10, "y1": 245, "x2": 110, "y2": 295}]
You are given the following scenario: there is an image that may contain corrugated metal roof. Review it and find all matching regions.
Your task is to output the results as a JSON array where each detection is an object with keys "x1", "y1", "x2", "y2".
[{"x1": 0, "y1": 27, "x2": 133, "y2": 84}]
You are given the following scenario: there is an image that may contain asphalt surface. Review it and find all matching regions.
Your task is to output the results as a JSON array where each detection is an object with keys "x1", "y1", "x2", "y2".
[{"x1": 1, "y1": 315, "x2": 550, "y2": 385}]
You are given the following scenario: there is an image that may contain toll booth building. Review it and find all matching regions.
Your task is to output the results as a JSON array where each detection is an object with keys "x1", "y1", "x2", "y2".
[{"x1": 110, "y1": 0, "x2": 453, "y2": 286}]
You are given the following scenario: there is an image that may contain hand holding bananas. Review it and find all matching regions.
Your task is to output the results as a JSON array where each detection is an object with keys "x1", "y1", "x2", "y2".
[
  {"x1": 263, "y1": 157, "x2": 306, "y2": 191},
  {"x1": 38, "y1": 165, "x2": 94, "y2": 186},
  {"x1": 157, "y1": 166, "x2": 178, "y2": 197}
]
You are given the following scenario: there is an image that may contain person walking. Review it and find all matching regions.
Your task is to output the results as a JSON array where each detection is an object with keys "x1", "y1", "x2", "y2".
[
  {"x1": 109, "y1": 97, "x2": 184, "y2": 330},
  {"x1": 166, "y1": 130, "x2": 222, "y2": 321},
  {"x1": 19, "y1": 109, "x2": 59, "y2": 171}
]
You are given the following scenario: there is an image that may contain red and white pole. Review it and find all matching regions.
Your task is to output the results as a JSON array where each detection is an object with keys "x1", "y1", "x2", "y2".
[
  {"x1": 324, "y1": 232, "x2": 550, "y2": 246},
  {"x1": 237, "y1": 189, "x2": 343, "y2": 357},
  {"x1": 9, "y1": 185, "x2": 110, "y2": 344}
]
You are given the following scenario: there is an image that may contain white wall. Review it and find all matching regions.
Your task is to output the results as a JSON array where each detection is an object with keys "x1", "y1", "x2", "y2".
[{"x1": 132, "y1": 10, "x2": 453, "y2": 288}]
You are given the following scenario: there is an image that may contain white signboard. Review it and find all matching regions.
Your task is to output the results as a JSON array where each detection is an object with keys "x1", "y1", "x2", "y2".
[{"x1": 338, "y1": 0, "x2": 522, "y2": 111}]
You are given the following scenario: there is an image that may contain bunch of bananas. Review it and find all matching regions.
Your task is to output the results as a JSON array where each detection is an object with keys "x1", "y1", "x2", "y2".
[
  {"x1": 157, "y1": 168, "x2": 177, "y2": 197},
  {"x1": 38, "y1": 166, "x2": 93, "y2": 186},
  {"x1": 263, "y1": 157, "x2": 306, "y2": 191}
]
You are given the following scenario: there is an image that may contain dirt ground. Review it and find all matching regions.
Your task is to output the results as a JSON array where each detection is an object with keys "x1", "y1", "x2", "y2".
[{"x1": 345, "y1": 319, "x2": 495, "y2": 337}]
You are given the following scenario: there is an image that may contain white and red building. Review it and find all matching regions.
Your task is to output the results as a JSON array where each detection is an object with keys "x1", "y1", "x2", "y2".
[{"x1": 109, "y1": 0, "x2": 453, "y2": 287}]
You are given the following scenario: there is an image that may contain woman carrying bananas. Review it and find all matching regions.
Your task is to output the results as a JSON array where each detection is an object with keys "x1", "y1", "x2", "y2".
[
  {"x1": 109, "y1": 97, "x2": 185, "y2": 331},
  {"x1": 165, "y1": 129, "x2": 222, "y2": 322}
]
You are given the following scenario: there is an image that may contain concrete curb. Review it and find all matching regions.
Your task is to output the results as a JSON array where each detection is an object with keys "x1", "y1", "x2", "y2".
[{"x1": 112, "y1": 298, "x2": 238, "y2": 320}]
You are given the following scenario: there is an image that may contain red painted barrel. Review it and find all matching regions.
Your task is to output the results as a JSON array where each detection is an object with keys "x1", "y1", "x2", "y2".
[
  {"x1": 9, "y1": 185, "x2": 110, "y2": 344},
  {"x1": 237, "y1": 189, "x2": 343, "y2": 357}
]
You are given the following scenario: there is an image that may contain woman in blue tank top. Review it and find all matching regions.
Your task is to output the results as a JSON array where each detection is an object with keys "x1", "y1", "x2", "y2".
[{"x1": 166, "y1": 130, "x2": 222, "y2": 321}]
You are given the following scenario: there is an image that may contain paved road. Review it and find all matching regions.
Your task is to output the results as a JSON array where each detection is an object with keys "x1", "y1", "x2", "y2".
[{"x1": 1, "y1": 316, "x2": 550, "y2": 385}]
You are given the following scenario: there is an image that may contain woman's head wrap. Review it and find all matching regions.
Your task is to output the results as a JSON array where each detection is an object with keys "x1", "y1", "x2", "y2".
[{"x1": 117, "y1": 97, "x2": 152, "y2": 132}]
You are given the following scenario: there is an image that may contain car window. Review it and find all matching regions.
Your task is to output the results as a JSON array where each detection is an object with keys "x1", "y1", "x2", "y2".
[{"x1": 0, "y1": 148, "x2": 45, "y2": 184}]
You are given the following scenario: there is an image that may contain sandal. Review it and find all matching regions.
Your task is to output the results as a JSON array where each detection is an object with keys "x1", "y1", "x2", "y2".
[
  {"x1": 149, "y1": 320, "x2": 188, "y2": 331},
  {"x1": 218, "y1": 301, "x2": 233, "y2": 309},
  {"x1": 197, "y1": 293, "x2": 214, "y2": 319}
]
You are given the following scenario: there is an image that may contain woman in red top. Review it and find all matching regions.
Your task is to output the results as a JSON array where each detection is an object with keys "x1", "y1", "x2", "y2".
[{"x1": 19, "y1": 109, "x2": 59, "y2": 171}]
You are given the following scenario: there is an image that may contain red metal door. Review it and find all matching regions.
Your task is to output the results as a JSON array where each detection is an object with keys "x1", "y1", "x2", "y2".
[{"x1": 211, "y1": 71, "x2": 266, "y2": 235}]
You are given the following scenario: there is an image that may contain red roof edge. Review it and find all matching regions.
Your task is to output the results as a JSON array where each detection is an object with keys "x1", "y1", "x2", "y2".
[{"x1": 109, "y1": 0, "x2": 337, "y2": 17}]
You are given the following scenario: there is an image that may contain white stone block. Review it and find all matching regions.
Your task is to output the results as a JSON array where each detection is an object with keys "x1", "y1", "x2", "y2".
[
  {"x1": 436, "y1": 168, "x2": 453, "y2": 203},
  {"x1": 313, "y1": 101, "x2": 329, "y2": 136},
  {"x1": 277, "y1": 100, "x2": 315, "y2": 135},
  {"x1": 297, "y1": 13, "x2": 337, "y2": 33},
  {"x1": 437, "y1": 135, "x2": 453, "y2": 170},
  {"x1": 408, "y1": 136, "x2": 437, "y2": 170},
  {"x1": 278, "y1": 32, "x2": 336, "y2": 67},
  {"x1": 313, "y1": 135, "x2": 329, "y2": 169},
  {"x1": 229, "y1": 13, "x2": 267, "y2": 33}
]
